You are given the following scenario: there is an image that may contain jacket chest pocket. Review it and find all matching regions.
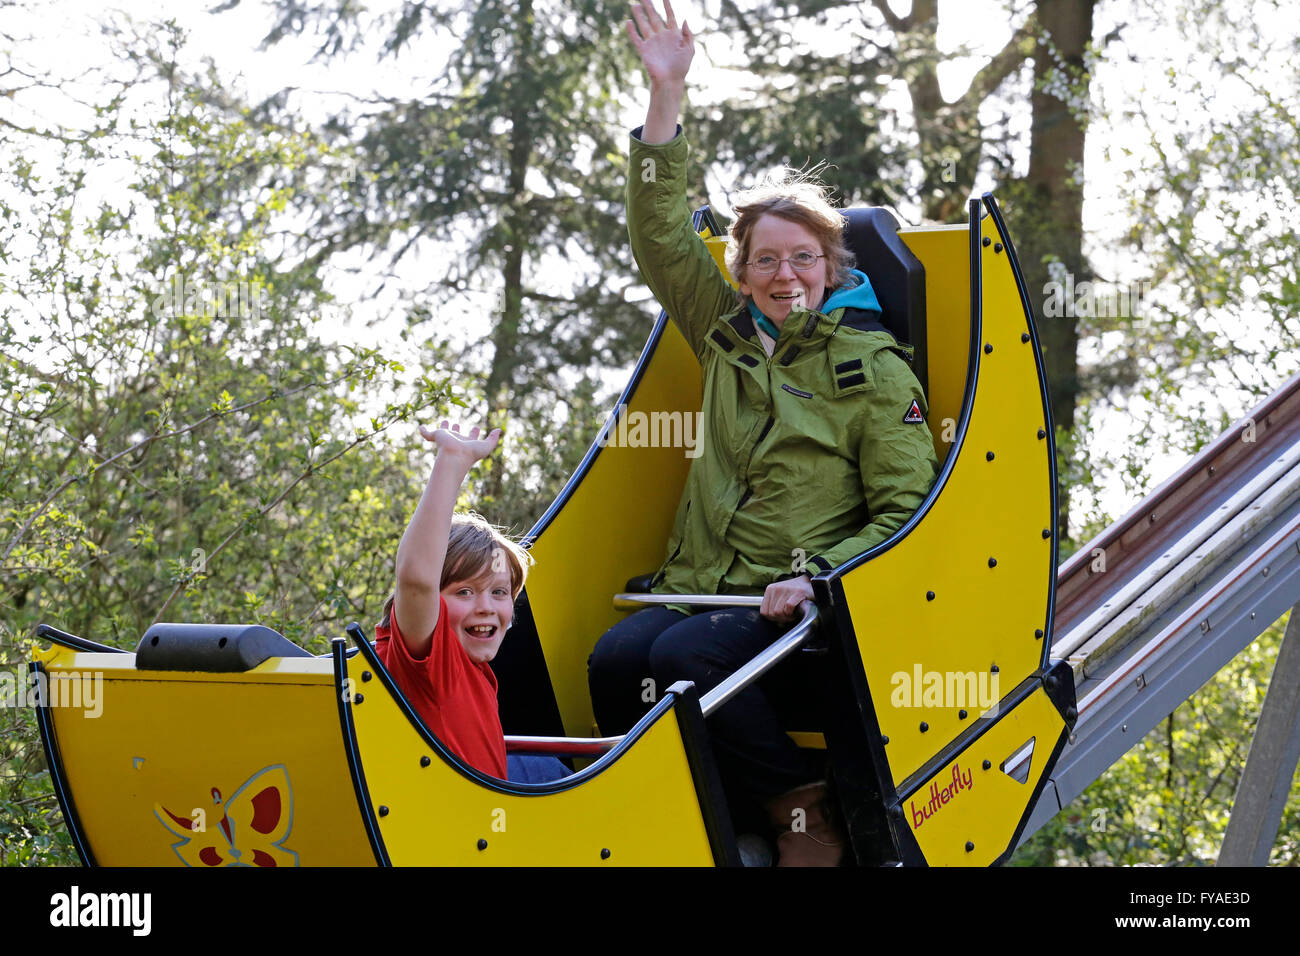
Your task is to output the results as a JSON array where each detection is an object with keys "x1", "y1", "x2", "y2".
[
  {"x1": 827, "y1": 339, "x2": 875, "y2": 398},
  {"x1": 769, "y1": 383, "x2": 849, "y2": 458}
]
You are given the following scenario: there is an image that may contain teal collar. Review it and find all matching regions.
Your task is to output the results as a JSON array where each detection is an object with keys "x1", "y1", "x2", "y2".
[
  {"x1": 745, "y1": 270, "x2": 881, "y2": 340},
  {"x1": 746, "y1": 301, "x2": 781, "y2": 340}
]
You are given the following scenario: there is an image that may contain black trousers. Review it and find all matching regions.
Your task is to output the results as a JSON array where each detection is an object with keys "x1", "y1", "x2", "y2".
[{"x1": 587, "y1": 606, "x2": 824, "y2": 813}]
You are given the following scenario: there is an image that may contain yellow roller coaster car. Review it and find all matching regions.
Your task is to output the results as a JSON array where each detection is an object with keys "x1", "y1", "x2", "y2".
[{"x1": 35, "y1": 193, "x2": 1075, "y2": 867}]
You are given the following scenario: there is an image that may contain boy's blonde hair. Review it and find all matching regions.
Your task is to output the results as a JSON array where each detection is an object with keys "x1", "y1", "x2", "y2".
[{"x1": 381, "y1": 513, "x2": 533, "y2": 628}]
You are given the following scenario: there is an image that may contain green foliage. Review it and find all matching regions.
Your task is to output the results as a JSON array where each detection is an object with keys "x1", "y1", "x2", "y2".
[
  {"x1": 1035, "y1": 0, "x2": 1300, "y2": 856},
  {"x1": 694, "y1": 0, "x2": 1035, "y2": 222},
  {"x1": 1084, "y1": 0, "x2": 1299, "y2": 466},
  {"x1": 258, "y1": 0, "x2": 653, "y2": 523},
  {"x1": 0, "y1": 23, "x2": 452, "y2": 865},
  {"x1": 2, "y1": 0, "x2": 1296, "y2": 869},
  {"x1": 1044, "y1": 30, "x2": 1300, "y2": 866},
  {"x1": 430, "y1": 355, "x2": 614, "y2": 533}
]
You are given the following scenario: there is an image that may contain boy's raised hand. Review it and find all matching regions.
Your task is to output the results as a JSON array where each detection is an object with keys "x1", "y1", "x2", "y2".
[
  {"x1": 627, "y1": 0, "x2": 694, "y2": 85},
  {"x1": 420, "y1": 420, "x2": 502, "y2": 465},
  {"x1": 393, "y1": 419, "x2": 499, "y2": 658}
]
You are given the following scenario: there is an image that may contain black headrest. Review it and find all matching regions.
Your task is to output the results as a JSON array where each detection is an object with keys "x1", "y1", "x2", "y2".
[
  {"x1": 840, "y1": 207, "x2": 928, "y2": 396},
  {"x1": 135, "y1": 623, "x2": 312, "y2": 672}
]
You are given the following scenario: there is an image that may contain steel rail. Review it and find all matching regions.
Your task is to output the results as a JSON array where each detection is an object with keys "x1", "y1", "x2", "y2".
[
  {"x1": 502, "y1": 734, "x2": 625, "y2": 757},
  {"x1": 1064, "y1": 456, "x2": 1300, "y2": 675},
  {"x1": 1054, "y1": 369, "x2": 1300, "y2": 637},
  {"x1": 1015, "y1": 371, "x2": 1300, "y2": 844},
  {"x1": 613, "y1": 593, "x2": 763, "y2": 609},
  {"x1": 504, "y1": 594, "x2": 818, "y2": 756},
  {"x1": 1055, "y1": 442, "x2": 1300, "y2": 660},
  {"x1": 1020, "y1": 515, "x2": 1300, "y2": 841},
  {"x1": 699, "y1": 601, "x2": 819, "y2": 717},
  {"x1": 1011, "y1": 467, "x2": 1300, "y2": 785},
  {"x1": 1075, "y1": 519, "x2": 1300, "y2": 723}
]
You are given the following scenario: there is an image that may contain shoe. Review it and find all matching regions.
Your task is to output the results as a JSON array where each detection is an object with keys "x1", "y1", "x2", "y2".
[{"x1": 763, "y1": 781, "x2": 847, "y2": 867}]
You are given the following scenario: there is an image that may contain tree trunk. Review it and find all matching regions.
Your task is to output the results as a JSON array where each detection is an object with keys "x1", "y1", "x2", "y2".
[
  {"x1": 482, "y1": 0, "x2": 536, "y2": 509},
  {"x1": 903, "y1": 0, "x2": 984, "y2": 223},
  {"x1": 1021, "y1": 0, "x2": 1095, "y2": 544}
]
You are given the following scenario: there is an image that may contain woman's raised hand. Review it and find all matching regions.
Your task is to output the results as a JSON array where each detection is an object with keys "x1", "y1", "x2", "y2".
[
  {"x1": 627, "y1": 0, "x2": 694, "y2": 86},
  {"x1": 420, "y1": 420, "x2": 502, "y2": 465}
]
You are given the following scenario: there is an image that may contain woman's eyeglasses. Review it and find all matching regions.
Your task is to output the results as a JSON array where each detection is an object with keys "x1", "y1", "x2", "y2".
[{"x1": 745, "y1": 252, "x2": 825, "y2": 276}]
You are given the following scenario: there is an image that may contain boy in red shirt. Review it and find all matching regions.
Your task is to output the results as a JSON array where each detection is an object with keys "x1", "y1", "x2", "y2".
[{"x1": 374, "y1": 420, "x2": 565, "y2": 782}]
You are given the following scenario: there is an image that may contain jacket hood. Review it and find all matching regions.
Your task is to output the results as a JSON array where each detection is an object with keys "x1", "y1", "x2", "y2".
[{"x1": 821, "y1": 269, "x2": 882, "y2": 315}]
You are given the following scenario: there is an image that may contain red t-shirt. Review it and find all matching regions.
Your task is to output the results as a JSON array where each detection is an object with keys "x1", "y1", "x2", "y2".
[{"x1": 374, "y1": 595, "x2": 507, "y2": 779}]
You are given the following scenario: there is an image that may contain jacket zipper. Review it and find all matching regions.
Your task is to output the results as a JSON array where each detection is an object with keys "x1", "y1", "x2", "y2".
[
  {"x1": 652, "y1": 500, "x2": 690, "y2": 588},
  {"x1": 735, "y1": 413, "x2": 774, "y2": 514}
]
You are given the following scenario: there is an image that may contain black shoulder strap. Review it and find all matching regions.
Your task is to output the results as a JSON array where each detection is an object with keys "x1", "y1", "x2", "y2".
[
  {"x1": 727, "y1": 306, "x2": 757, "y2": 340},
  {"x1": 837, "y1": 307, "x2": 890, "y2": 335}
]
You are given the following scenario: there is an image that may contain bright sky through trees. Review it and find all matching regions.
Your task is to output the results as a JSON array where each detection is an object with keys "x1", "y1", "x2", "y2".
[{"x1": 6, "y1": 0, "x2": 1295, "y2": 535}]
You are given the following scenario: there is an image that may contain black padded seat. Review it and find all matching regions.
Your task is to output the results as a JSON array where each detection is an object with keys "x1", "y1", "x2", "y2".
[
  {"x1": 135, "y1": 623, "x2": 311, "y2": 672},
  {"x1": 840, "y1": 208, "x2": 928, "y2": 397}
]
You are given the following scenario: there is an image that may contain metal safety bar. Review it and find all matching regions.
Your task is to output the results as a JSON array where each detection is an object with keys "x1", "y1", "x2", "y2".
[
  {"x1": 612, "y1": 592, "x2": 763, "y2": 609},
  {"x1": 698, "y1": 601, "x2": 820, "y2": 717},
  {"x1": 502, "y1": 594, "x2": 820, "y2": 756}
]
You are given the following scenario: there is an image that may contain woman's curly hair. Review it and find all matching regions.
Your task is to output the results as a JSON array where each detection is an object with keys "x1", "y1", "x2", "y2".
[{"x1": 725, "y1": 168, "x2": 856, "y2": 300}]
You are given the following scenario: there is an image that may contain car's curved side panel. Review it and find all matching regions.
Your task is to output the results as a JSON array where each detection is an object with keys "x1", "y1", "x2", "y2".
[
  {"x1": 839, "y1": 200, "x2": 1055, "y2": 789},
  {"x1": 32, "y1": 643, "x2": 375, "y2": 866},
  {"x1": 338, "y1": 636, "x2": 731, "y2": 865}
]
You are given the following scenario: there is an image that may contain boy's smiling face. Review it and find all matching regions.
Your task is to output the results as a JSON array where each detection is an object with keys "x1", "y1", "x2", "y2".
[{"x1": 441, "y1": 567, "x2": 515, "y2": 665}]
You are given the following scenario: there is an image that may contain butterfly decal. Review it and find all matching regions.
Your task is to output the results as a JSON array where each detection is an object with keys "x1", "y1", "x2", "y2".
[{"x1": 154, "y1": 764, "x2": 299, "y2": 867}]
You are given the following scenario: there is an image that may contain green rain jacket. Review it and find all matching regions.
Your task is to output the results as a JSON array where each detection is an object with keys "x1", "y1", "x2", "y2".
[{"x1": 628, "y1": 128, "x2": 940, "y2": 598}]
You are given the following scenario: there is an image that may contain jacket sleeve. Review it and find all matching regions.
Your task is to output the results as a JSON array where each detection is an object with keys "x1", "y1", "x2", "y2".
[
  {"x1": 627, "y1": 127, "x2": 738, "y2": 362},
  {"x1": 803, "y1": 350, "x2": 940, "y2": 574}
]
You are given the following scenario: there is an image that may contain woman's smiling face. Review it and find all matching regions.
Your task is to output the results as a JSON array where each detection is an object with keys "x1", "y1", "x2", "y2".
[{"x1": 738, "y1": 214, "x2": 829, "y2": 326}]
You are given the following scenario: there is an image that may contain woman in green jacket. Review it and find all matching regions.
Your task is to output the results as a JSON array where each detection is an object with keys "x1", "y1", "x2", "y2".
[{"x1": 588, "y1": 0, "x2": 939, "y2": 866}]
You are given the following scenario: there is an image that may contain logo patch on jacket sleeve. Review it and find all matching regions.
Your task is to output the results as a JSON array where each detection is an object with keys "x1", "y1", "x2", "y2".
[{"x1": 903, "y1": 399, "x2": 925, "y2": 424}]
